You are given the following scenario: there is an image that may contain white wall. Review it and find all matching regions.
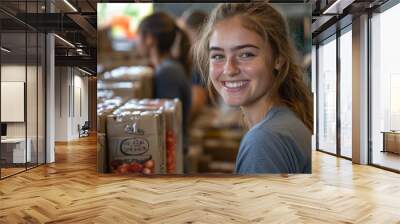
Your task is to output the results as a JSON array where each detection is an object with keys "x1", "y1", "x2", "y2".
[
  {"x1": 1, "y1": 65, "x2": 36, "y2": 137},
  {"x1": 1, "y1": 65, "x2": 26, "y2": 140},
  {"x1": 1, "y1": 64, "x2": 46, "y2": 164},
  {"x1": 54, "y1": 67, "x2": 89, "y2": 141},
  {"x1": 72, "y1": 73, "x2": 89, "y2": 138},
  {"x1": 55, "y1": 66, "x2": 69, "y2": 141}
]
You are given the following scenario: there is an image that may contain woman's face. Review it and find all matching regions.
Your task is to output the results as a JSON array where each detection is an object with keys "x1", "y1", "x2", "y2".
[{"x1": 209, "y1": 16, "x2": 278, "y2": 107}]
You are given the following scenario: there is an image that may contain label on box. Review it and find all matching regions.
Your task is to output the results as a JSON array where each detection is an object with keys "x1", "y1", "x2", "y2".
[{"x1": 108, "y1": 134, "x2": 164, "y2": 174}]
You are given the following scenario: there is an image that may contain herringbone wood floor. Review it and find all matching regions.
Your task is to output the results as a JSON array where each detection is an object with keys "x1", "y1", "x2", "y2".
[{"x1": 1, "y1": 135, "x2": 400, "y2": 223}]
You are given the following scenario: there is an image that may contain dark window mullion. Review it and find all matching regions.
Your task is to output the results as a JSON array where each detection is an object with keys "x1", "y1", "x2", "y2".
[
  {"x1": 44, "y1": 0, "x2": 48, "y2": 165},
  {"x1": 36, "y1": 0, "x2": 39, "y2": 168},
  {"x1": 367, "y1": 11, "x2": 373, "y2": 165},
  {"x1": 25, "y1": 0, "x2": 28, "y2": 171},
  {"x1": 316, "y1": 44, "x2": 319, "y2": 151},
  {"x1": 337, "y1": 28, "x2": 341, "y2": 157}
]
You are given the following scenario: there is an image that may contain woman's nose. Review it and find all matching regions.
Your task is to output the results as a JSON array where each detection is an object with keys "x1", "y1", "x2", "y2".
[{"x1": 223, "y1": 57, "x2": 239, "y2": 77}]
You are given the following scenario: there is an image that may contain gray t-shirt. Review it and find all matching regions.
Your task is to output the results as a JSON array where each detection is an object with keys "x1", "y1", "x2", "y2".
[{"x1": 235, "y1": 106, "x2": 311, "y2": 174}]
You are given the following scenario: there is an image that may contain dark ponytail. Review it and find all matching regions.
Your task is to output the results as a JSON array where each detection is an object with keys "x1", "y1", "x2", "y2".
[
  {"x1": 138, "y1": 12, "x2": 191, "y2": 77},
  {"x1": 175, "y1": 26, "x2": 192, "y2": 76}
]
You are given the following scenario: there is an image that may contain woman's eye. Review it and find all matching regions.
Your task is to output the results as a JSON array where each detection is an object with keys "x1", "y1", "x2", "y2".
[
  {"x1": 210, "y1": 54, "x2": 224, "y2": 61},
  {"x1": 239, "y1": 52, "x2": 255, "y2": 58}
]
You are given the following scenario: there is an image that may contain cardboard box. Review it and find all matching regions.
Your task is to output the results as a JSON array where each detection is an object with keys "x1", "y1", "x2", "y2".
[
  {"x1": 107, "y1": 110, "x2": 166, "y2": 174},
  {"x1": 137, "y1": 99, "x2": 183, "y2": 173},
  {"x1": 114, "y1": 99, "x2": 183, "y2": 173},
  {"x1": 97, "y1": 97, "x2": 124, "y2": 173}
]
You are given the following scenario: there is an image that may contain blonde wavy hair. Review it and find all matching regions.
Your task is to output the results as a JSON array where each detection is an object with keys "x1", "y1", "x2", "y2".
[{"x1": 193, "y1": 2, "x2": 313, "y2": 131}]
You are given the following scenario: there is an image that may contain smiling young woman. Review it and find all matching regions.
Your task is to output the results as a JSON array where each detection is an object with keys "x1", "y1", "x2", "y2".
[{"x1": 193, "y1": 2, "x2": 313, "y2": 174}]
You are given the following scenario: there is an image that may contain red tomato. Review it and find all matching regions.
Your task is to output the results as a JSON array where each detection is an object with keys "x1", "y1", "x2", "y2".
[
  {"x1": 142, "y1": 167, "x2": 151, "y2": 174},
  {"x1": 118, "y1": 163, "x2": 130, "y2": 174},
  {"x1": 129, "y1": 162, "x2": 143, "y2": 173},
  {"x1": 144, "y1": 160, "x2": 155, "y2": 169}
]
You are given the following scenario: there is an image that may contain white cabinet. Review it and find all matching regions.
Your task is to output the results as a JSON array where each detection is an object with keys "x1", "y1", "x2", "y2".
[{"x1": 1, "y1": 138, "x2": 32, "y2": 163}]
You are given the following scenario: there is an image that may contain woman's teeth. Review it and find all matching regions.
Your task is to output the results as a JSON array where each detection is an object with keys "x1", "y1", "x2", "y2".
[{"x1": 223, "y1": 81, "x2": 248, "y2": 88}]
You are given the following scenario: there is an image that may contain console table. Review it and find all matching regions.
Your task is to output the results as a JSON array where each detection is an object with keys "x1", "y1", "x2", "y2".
[
  {"x1": 382, "y1": 131, "x2": 400, "y2": 154},
  {"x1": 1, "y1": 138, "x2": 32, "y2": 164}
]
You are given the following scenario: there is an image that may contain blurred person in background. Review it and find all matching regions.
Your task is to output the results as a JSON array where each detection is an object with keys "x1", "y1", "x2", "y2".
[
  {"x1": 137, "y1": 12, "x2": 192, "y2": 170},
  {"x1": 194, "y1": 2, "x2": 313, "y2": 174},
  {"x1": 178, "y1": 10, "x2": 209, "y2": 121}
]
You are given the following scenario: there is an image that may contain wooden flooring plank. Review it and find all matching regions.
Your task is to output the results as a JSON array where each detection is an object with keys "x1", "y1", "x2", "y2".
[{"x1": 0, "y1": 135, "x2": 399, "y2": 223}]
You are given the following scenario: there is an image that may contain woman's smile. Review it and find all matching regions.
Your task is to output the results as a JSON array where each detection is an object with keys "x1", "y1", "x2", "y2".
[{"x1": 221, "y1": 80, "x2": 250, "y2": 92}]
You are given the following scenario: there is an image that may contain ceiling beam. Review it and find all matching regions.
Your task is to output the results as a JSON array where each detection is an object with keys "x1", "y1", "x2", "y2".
[
  {"x1": 322, "y1": 0, "x2": 356, "y2": 15},
  {"x1": 55, "y1": 55, "x2": 96, "y2": 72},
  {"x1": 67, "y1": 13, "x2": 97, "y2": 39}
]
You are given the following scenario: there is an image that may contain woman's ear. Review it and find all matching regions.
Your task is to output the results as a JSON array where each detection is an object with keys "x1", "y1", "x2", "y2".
[
  {"x1": 274, "y1": 55, "x2": 284, "y2": 70},
  {"x1": 144, "y1": 34, "x2": 155, "y2": 47}
]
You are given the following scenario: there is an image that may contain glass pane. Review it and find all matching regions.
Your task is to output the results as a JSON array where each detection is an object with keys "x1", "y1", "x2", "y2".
[
  {"x1": 27, "y1": 31, "x2": 38, "y2": 169},
  {"x1": 312, "y1": 45, "x2": 317, "y2": 150},
  {"x1": 340, "y1": 29, "x2": 352, "y2": 158},
  {"x1": 1, "y1": 30, "x2": 27, "y2": 177},
  {"x1": 38, "y1": 32, "x2": 45, "y2": 165},
  {"x1": 317, "y1": 36, "x2": 337, "y2": 154},
  {"x1": 0, "y1": 1, "x2": 46, "y2": 178},
  {"x1": 371, "y1": 4, "x2": 400, "y2": 171}
]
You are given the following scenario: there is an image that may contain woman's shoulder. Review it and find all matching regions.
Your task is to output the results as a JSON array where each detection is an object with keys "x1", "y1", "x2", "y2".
[
  {"x1": 237, "y1": 128, "x2": 299, "y2": 173},
  {"x1": 241, "y1": 124, "x2": 282, "y2": 150},
  {"x1": 244, "y1": 107, "x2": 311, "y2": 152},
  {"x1": 237, "y1": 107, "x2": 311, "y2": 172},
  {"x1": 254, "y1": 106, "x2": 311, "y2": 137},
  {"x1": 236, "y1": 113, "x2": 311, "y2": 174}
]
